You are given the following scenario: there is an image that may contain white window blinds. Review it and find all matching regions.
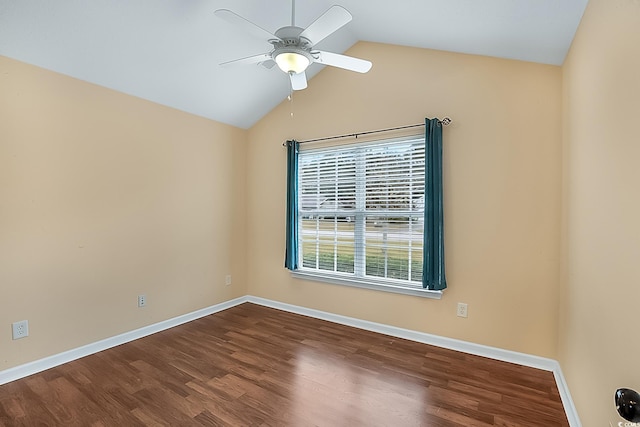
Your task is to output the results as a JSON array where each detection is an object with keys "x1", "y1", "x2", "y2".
[{"x1": 298, "y1": 136, "x2": 425, "y2": 287}]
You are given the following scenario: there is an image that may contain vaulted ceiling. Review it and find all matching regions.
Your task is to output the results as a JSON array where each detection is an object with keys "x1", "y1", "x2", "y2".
[{"x1": 0, "y1": 0, "x2": 588, "y2": 129}]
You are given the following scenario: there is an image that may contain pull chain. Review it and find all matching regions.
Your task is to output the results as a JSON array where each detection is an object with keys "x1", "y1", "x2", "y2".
[{"x1": 289, "y1": 87, "x2": 294, "y2": 118}]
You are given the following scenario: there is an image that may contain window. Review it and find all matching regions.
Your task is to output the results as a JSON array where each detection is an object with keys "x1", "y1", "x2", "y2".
[{"x1": 295, "y1": 136, "x2": 429, "y2": 293}]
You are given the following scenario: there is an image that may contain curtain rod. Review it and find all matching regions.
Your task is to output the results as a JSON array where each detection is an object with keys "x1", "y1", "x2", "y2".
[{"x1": 282, "y1": 117, "x2": 452, "y2": 146}]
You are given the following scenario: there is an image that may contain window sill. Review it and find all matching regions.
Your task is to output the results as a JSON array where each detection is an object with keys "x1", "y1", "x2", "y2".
[{"x1": 291, "y1": 270, "x2": 443, "y2": 300}]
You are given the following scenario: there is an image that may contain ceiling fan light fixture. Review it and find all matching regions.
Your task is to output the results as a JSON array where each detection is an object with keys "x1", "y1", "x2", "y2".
[{"x1": 274, "y1": 50, "x2": 310, "y2": 74}]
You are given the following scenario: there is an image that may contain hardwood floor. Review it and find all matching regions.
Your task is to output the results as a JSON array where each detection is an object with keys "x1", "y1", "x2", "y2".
[{"x1": 0, "y1": 303, "x2": 568, "y2": 426}]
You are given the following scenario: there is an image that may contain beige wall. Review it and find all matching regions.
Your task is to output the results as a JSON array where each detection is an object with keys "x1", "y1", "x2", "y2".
[
  {"x1": 560, "y1": 0, "x2": 640, "y2": 425},
  {"x1": 247, "y1": 42, "x2": 562, "y2": 358},
  {"x1": 0, "y1": 55, "x2": 247, "y2": 370}
]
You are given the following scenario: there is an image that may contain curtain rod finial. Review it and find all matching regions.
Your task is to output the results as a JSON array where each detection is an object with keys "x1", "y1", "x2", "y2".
[{"x1": 440, "y1": 117, "x2": 452, "y2": 126}]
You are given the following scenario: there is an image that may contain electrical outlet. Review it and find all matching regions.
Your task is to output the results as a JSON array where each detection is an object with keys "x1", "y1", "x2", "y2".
[
  {"x1": 457, "y1": 303, "x2": 468, "y2": 318},
  {"x1": 12, "y1": 320, "x2": 29, "y2": 340},
  {"x1": 225, "y1": 275, "x2": 232, "y2": 286},
  {"x1": 138, "y1": 294, "x2": 146, "y2": 307}
]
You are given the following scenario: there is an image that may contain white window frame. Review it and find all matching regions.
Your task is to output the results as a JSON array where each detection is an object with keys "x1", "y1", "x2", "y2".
[{"x1": 292, "y1": 136, "x2": 442, "y2": 299}]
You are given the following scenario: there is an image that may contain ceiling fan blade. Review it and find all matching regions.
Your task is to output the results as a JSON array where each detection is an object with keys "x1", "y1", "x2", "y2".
[
  {"x1": 261, "y1": 60, "x2": 276, "y2": 69},
  {"x1": 290, "y1": 71, "x2": 308, "y2": 91},
  {"x1": 220, "y1": 53, "x2": 273, "y2": 67},
  {"x1": 314, "y1": 51, "x2": 372, "y2": 73},
  {"x1": 214, "y1": 9, "x2": 279, "y2": 42},
  {"x1": 299, "y1": 5, "x2": 352, "y2": 45}
]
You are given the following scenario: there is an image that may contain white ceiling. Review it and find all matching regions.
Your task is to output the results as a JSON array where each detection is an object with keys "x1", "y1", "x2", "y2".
[{"x1": 0, "y1": 0, "x2": 588, "y2": 129}]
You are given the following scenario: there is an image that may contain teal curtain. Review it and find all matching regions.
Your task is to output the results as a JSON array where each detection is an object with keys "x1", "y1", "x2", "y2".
[
  {"x1": 284, "y1": 140, "x2": 299, "y2": 270},
  {"x1": 423, "y1": 118, "x2": 447, "y2": 290}
]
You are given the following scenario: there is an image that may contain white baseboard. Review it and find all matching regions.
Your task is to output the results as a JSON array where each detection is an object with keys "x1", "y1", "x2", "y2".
[
  {"x1": 0, "y1": 296, "x2": 249, "y2": 386},
  {"x1": 552, "y1": 363, "x2": 581, "y2": 427},
  {"x1": 0, "y1": 295, "x2": 580, "y2": 426}
]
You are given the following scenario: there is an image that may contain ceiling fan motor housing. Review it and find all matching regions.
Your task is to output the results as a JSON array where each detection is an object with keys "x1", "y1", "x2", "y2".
[{"x1": 274, "y1": 26, "x2": 308, "y2": 44}]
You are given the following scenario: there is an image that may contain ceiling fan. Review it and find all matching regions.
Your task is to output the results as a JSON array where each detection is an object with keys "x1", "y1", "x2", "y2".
[{"x1": 214, "y1": 0, "x2": 372, "y2": 90}]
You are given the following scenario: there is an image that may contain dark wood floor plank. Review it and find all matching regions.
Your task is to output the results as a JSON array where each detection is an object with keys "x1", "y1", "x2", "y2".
[{"x1": 0, "y1": 303, "x2": 569, "y2": 426}]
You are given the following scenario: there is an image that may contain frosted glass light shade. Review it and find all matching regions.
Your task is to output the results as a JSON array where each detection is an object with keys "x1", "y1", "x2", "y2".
[{"x1": 275, "y1": 52, "x2": 310, "y2": 74}]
